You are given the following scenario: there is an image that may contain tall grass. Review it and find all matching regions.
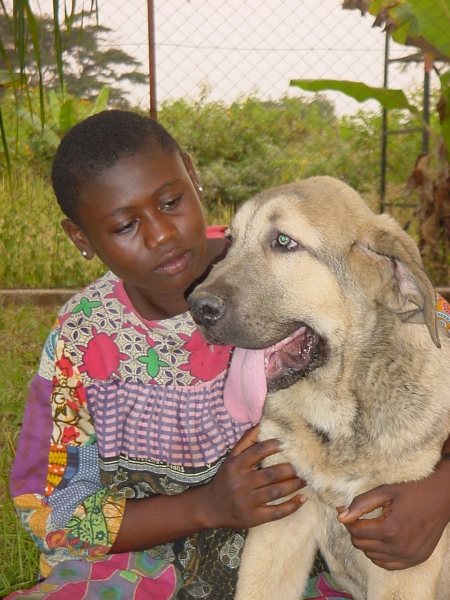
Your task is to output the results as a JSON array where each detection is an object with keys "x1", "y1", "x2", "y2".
[
  {"x1": 0, "y1": 303, "x2": 58, "y2": 596},
  {"x1": 0, "y1": 170, "x2": 106, "y2": 289}
]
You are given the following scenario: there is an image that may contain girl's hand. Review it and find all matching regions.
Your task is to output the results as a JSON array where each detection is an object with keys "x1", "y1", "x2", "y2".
[
  {"x1": 337, "y1": 457, "x2": 450, "y2": 570},
  {"x1": 111, "y1": 425, "x2": 306, "y2": 553},
  {"x1": 202, "y1": 425, "x2": 307, "y2": 530}
]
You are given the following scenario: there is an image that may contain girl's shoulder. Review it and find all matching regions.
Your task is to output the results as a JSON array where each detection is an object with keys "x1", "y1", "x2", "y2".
[{"x1": 57, "y1": 271, "x2": 120, "y2": 321}]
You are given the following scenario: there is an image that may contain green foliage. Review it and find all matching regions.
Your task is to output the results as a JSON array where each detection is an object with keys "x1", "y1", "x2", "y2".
[
  {"x1": 160, "y1": 91, "x2": 424, "y2": 218},
  {"x1": 371, "y1": 0, "x2": 450, "y2": 58},
  {"x1": 1, "y1": 92, "x2": 436, "y2": 288},
  {"x1": 0, "y1": 169, "x2": 106, "y2": 288},
  {"x1": 0, "y1": 2, "x2": 99, "y2": 171},
  {"x1": 324, "y1": 0, "x2": 450, "y2": 154},
  {"x1": 291, "y1": 79, "x2": 422, "y2": 118},
  {"x1": 0, "y1": 3, "x2": 142, "y2": 175},
  {"x1": 0, "y1": 87, "x2": 110, "y2": 176},
  {"x1": 18, "y1": 86, "x2": 110, "y2": 149},
  {"x1": 160, "y1": 91, "x2": 370, "y2": 214},
  {"x1": 292, "y1": 1, "x2": 450, "y2": 283}
]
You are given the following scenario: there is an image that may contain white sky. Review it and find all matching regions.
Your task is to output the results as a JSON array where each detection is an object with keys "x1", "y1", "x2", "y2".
[{"x1": 33, "y1": 0, "x2": 430, "y2": 115}]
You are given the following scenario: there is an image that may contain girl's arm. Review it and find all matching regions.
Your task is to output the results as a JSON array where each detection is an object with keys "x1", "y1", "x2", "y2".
[
  {"x1": 10, "y1": 330, "x2": 123, "y2": 577},
  {"x1": 338, "y1": 296, "x2": 450, "y2": 570},
  {"x1": 337, "y1": 435, "x2": 450, "y2": 570},
  {"x1": 111, "y1": 425, "x2": 306, "y2": 552}
]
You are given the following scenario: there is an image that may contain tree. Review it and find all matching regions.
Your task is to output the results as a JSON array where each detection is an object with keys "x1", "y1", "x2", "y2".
[{"x1": 0, "y1": 10, "x2": 147, "y2": 106}]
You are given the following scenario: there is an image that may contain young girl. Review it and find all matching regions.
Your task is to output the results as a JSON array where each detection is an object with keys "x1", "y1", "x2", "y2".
[{"x1": 8, "y1": 109, "x2": 450, "y2": 599}]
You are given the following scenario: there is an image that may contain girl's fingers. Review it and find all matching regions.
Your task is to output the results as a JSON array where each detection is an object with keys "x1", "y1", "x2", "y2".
[
  {"x1": 343, "y1": 515, "x2": 388, "y2": 540},
  {"x1": 250, "y1": 492, "x2": 307, "y2": 526},
  {"x1": 231, "y1": 437, "x2": 286, "y2": 471},
  {"x1": 337, "y1": 487, "x2": 388, "y2": 523},
  {"x1": 259, "y1": 480, "x2": 307, "y2": 507},
  {"x1": 229, "y1": 425, "x2": 260, "y2": 456},
  {"x1": 256, "y1": 461, "x2": 304, "y2": 488}
]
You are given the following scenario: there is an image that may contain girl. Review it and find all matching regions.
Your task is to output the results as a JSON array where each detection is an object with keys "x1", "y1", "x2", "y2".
[
  {"x1": 7, "y1": 109, "x2": 305, "y2": 600},
  {"x1": 8, "y1": 109, "x2": 450, "y2": 599}
]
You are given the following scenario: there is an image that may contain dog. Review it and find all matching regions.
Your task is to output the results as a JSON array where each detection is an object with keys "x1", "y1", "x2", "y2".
[{"x1": 187, "y1": 176, "x2": 450, "y2": 600}]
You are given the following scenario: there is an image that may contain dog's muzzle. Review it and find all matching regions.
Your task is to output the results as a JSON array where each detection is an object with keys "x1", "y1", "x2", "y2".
[{"x1": 189, "y1": 289, "x2": 329, "y2": 392}]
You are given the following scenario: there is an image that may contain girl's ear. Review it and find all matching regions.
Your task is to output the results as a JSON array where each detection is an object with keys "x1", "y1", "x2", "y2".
[
  {"x1": 61, "y1": 219, "x2": 95, "y2": 260},
  {"x1": 182, "y1": 152, "x2": 204, "y2": 200}
]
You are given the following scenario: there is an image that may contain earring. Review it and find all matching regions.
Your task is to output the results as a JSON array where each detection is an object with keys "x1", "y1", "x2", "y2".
[
  {"x1": 198, "y1": 185, "x2": 203, "y2": 192},
  {"x1": 82, "y1": 251, "x2": 88, "y2": 257}
]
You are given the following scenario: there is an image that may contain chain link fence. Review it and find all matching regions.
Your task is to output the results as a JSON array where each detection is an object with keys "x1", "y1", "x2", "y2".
[
  {"x1": 94, "y1": 0, "x2": 427, "y2": 115},
  {"x1": 4, "y1": 0, "x2": 441, "y2": 294},
  {"x1": 96, "y1": 1, "x2": 436, "y2": 213}
]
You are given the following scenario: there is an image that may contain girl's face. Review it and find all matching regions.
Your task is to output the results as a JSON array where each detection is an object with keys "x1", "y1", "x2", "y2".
[{"x1": 63, "y1": 149, "x2": 210, "y2": 319}]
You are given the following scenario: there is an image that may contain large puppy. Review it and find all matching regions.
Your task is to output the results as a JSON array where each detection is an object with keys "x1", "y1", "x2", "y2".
[{"x1": 188, "y1": 176, "x2": 450, "y2": 600}]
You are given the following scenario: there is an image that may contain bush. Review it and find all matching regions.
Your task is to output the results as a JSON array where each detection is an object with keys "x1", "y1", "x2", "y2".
[{"x1": 1, "y1": 91, "x2": 439, "y2": 287}]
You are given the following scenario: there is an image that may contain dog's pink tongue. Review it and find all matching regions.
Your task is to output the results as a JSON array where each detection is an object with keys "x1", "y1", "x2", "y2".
[{"x1": 223, "y1": 347, "x2": 267, "y2": 424}]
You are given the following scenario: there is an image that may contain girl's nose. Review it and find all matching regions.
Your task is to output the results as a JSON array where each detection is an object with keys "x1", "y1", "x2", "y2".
[{"x1": 144, "y1": 216, "x2": 178, "y2": 249}]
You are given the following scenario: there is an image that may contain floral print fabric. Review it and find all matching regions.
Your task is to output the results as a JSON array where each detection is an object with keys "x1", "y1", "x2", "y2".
[{"x1": 10, "y1": 272, "x2": 249, "y2": 593}]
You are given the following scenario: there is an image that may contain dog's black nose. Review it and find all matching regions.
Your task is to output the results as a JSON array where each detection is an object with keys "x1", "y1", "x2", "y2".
[{"x1": 188, "y1": 293, "x2": 226, "y2": 326}]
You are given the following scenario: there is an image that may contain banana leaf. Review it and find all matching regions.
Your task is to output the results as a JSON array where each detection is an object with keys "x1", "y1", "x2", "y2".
[{"x1": 290, "y1": 78, "x2": 444, "y2": 149}]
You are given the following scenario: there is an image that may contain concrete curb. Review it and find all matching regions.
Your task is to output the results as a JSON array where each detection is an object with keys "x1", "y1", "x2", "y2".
[
  {"x1": 0, "y1": 289, "x2": 76, "y2": 309},
  {"x1": 1, "y1": 287, "x2": 450, "y2": 308}
]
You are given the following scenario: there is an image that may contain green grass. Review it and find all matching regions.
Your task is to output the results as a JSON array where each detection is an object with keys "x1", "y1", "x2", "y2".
[{"x1": 0, "y1": 303, "x2": 58, "y2": 596}]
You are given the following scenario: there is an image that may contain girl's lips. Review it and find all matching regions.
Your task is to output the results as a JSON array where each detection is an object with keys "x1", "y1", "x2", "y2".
[{"x1": 155, "y1": 251, "x2": 190, "y2": 275}]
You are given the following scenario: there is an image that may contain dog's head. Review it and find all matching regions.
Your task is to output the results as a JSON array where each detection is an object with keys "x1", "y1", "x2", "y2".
[{"x1": 188, "y1": 176, "x2": 439, "y2": 391}]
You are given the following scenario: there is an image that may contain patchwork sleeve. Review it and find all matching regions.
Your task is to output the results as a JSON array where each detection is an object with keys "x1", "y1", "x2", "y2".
[
  {"x1": 436, "y1": 294, "x2": 450, "y2": 335},
  {"x1": 9, "y1": 322, "x2": 126, "y2": 577}
]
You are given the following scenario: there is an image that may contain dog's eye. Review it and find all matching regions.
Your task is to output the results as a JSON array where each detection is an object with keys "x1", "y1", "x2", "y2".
[{"x1": 273, "y1": 233, "x2": 298, "y2": 251}]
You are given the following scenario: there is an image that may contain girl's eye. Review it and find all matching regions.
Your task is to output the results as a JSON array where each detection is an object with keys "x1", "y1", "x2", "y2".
[
  {"x1": 161, "y1": 196, "x2": 181, "y2": 211},
  {"x1": 114, "y1": 220, "x2": 139, "y2": 235},
  {"x1": 272, "y1": 233, "x2": 298, "y2": 250}
]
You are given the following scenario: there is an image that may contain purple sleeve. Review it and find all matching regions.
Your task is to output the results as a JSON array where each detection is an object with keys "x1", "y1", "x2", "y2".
[{"x1": 10, "y1": 374, "x2": 54, "y2": 497}]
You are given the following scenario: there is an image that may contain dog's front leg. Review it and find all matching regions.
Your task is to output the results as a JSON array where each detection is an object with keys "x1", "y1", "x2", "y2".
[{"x1": 235, "y1": 499, "x2": 319, "y2": 600}]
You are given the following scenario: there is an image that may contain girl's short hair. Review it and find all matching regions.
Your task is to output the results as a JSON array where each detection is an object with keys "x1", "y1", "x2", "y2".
[{"x1": 51, "y1": 109, "x2": 182, "y2": 224}]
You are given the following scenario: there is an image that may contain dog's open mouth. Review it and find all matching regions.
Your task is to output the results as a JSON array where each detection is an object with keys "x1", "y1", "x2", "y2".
[
  {"x1": 222, "y1": 322, "x2": 328, "y2": 423},
  {"x1": 264, "y1": 325, "x2": 326, "y2": 391}
]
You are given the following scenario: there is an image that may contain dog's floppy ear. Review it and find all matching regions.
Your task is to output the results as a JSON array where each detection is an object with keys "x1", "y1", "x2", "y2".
[{"x1": 354, "y1": 218, "x2": 440, "y2": 348}]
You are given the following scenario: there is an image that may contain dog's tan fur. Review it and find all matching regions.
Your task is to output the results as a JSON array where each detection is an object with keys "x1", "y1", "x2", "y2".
[{"x1": 188, "y1": 177, "x2": 450, "y2": 599}]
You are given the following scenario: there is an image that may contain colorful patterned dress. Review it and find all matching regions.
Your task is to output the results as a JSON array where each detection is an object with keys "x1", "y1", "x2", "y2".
[{"x1": 8, "y1": 261, "x2": 254, "y2": 598}]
